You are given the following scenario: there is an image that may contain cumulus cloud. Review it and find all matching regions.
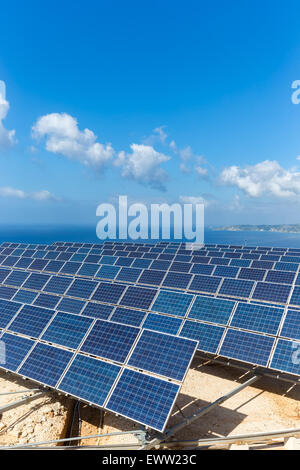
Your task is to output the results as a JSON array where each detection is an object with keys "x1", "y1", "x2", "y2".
[
  {"x1": 0, "y1": 81, "x2": 16, "y2": 149},
  {"x1": 143, "y1": 126, "x2": 168, "y2": 146},
  {"x1": 115, "y1": 144, "x2": 170, "y2": 190},
  {"x1": 220, "y1": 160, "x2": 300, "y2": 198},
  {"x1": 32, "y1": 112, "x2": 114, "y2": 170},
  {"x1": 0, "y1": 186, "x2": 57, "y2": 201}
]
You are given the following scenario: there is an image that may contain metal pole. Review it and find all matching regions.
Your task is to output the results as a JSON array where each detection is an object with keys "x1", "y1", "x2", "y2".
[
  {"x1": 0, "y1": 389, "x2": 42, "y2": 396},
  {"x1": 0, "y1": 391, "x2": 47, "y2": 416},
  {"x1": 141, "y1": 375, "x2": 260, "y2": 450}
]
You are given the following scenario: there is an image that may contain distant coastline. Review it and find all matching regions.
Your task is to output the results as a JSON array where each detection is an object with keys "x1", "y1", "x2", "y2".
[{"x1": 212, "y1": 224, "x2": 300, "y2": 233}]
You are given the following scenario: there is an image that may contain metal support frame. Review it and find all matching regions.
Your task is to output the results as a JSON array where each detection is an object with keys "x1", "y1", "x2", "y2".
[
  {"x1": 140, "y1": 374, "x2": 260, "y2": 450},
  {"x1": 0, "y1": 391, "x2": 47, "y2": 416}
]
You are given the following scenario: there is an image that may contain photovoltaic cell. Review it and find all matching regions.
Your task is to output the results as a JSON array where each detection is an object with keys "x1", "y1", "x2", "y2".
[
  {"x1": 92, "y1": 282, "x2": 126, "y2": 304},
  {"x1": 57, "y1": 297, "x2": 85, "y2": 314},
  {"x1": 13, "y1": 289, "x2": 37, "y2": 304},
  {"x1": 213, "y1": 266, "x2": 239, "y2": 278},
  {"x1": 230, "y1": 303, "x2": 283, "y2": 335},
  {"x1": 265, "y1": 270, "x2": 295, "y2": 284},
  {"x1": 77, "y1": 263, "x2": 99, "y2": 277},
  {"x1": 95, "y1": 265, "x2": 120, "y2": 280},
  {"x1": 81, "y1": 302, "x2": 113, "y2": 320},
  {"x1": 106, "y1": 368, "x2": 179, "y2": 432},
  {"x1": 120, "y1": 286, "x2": 157, "y2": 310},
  {"x1": 110, "y1": 307, "x2": 145, "y2": 327},
  {"x1": 162, "y1": 272, "x2": 192, "y2": 289},
  {"x1": 188, "y1": 296, "x2": 235, "y2": 325},
  {"x1": 0, "y1": 333, "x2": 35, "y2": 372},
  {"x1": 151, "y1": 290, "x2": 193, "y2": 317},
  {"x1": 23, "y1": 273, "x2": 50, "y2": 291},
  {"x1": 116, "y1": 267, "x2": 141, "y2": 283},
  {"x1": 0, "y1": 299, "x2": 22, "y2": 328},
  {"x1": 219, "y1": 278, "x2": 254, "y2": 298},
  {"x1": 33, "y1": 293, "x2": 60, "y2": 309},
  {"x1": 180, "y1": 321, "x2": 225, "y2": 354},
  {"x1": 43, "y1": 276, "x2": 73, "y2": 295},
  {"x1": 189, "y1": 275, "x2": 221, "y2": 294},
  {"x1": 41, "y1": 312, "x2": 93, "y2": 349},
  {"x1": 8, "y1": 304, "x2": 55, "y2": 338},
  {"x1": 270, "y1": 339, "x2": 300, "y2": 375},
  {"x1": 66, "y1": 279, "x2": 98, "y2": 300},
  {"x1": 128, "y1": 329, "x2": 197, "y2": 381},
  {"x1": 4, "y1": 270, "x2": 29, "y2": 287},
  {"x1": 238, "y1": 267, "x2": 266, "y2": 281},
  {"x1": 58, "y1": 354, "x2": 121, "y2": 406},
  {"x1": 0, "y1": 286, "x2": 18, "y2": 300},
  {"x1": 80, "y1": 320, "x2": 140, "y2": 363},
  {"x1": 219, "y1": 329, "x2": 274, "y2": 366},
  {"x1": 142, "y1": 313, "x2": 182, "y2": 335},
  {"x1": 252, "y1": 282, "x2": 291, "y2": 304},
  {"x1": 19, "y1": 342, "x2": 73, "y2": 387},
  {"x1": 280, "y1": 310, "x2": 300, "y2": 340},
  {"x1": 191, "y1": 264, "x2": 214, "y2": 275},
  {"x1": 138, "y1": 269, "x2": 165, "y2": 286}
]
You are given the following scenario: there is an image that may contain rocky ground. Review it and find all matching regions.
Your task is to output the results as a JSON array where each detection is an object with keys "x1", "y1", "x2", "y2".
[{"x1": 1, "y1": 358, "x2": 300, "y2": 449}]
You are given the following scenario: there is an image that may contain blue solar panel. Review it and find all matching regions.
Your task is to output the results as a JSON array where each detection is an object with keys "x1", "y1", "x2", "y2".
[
  {"x1": 251, "y1": 260, "x2": 274, "y2": 270},
  {"x1": 43, "y1": 275, "x2": 73, "y2": 295},
  {"x1": 213, "y1": 266, "x2": 239, "y2": 278},
  {"x1": 110, "y1": 307, "x2": 145, "y2": 327},
  {"x1": 252, "y1": 282, "x2": 291, "y2": 304},
  {"x1": 265, "y1": 270, "x2": 295, "y2": 284},
  {"x1": 77, "y1": 263, "x2": 99, "y2": 277},
  {"x1": 106, "y1": 368, "x2": 179, "y2": 432},
  {"x1": 188, "y1": 296, "x2": 235, "y2": 325},
  {"x1": 219, "y1": 329, "x2": 274, "y2": 366},
  {"x1": 29, "y1": 259, "x2": 49, "y2": 271},
  {"x1": 290, "y1": 286, "x2": 300, "y2": 306},
  {"x1": 80, "y1": 320, "x2": 140, "y2": 363},
  {"x1": 0, "y1": 333, "x2": 34, "y2": 372},
  {"x1": 44, "y1": 260, "x2": 65, "y2": 273},
  {"x1": 142, "y1": 313, "x2": 182, "y2": 335},
  {"x1": 128, "y1": 329, "x2": 197, "y2": 381},
  {"x1": 138, "y1": 269, "x2": 165, "y2": 286},
  {"x1": 270, "y1": 339, "x2": 300, "y2": 375},
  {"x1": 41, "y1": 312, "x2": 93, "y2": 349},
  {"x1": 18, "y1": 343, "x2": 73, "y2": 387},
  {"x1": 0, "y1": 299, "x2": 22, "y2": 328},
  {"x1": 230, "y1": 303, "x2": 283, "y2": 335},
  {"x1": 92, "y1": 282, "x2": 126, "y2": 304},
  {"x1": 81, "y1": 302, "x2": 113, "y2": 320},
  {"x1": 23, "y1": 272, "x2": 50, "y2": 291},
  {"x1": 59, "y1": 262, "x2": 81, "y2": 275},
  {"x1": 191, "y1": 264, "x2": 214, "y2": 275},
  {"x1": 8, "y1": 304, "x2": 55, "y2": 338},
  {"x1": 58, "y1": 354, "x2": 120, "y2": 406},
  {"x1": 274, "y1": 262, "x2": 298, "y2": 272},
  {"x1": 0, "y1": 268, "x2": 10, "y2": 283},
  {"x1": 280, "y1": 310, "x2": 300, "y2": 341},
  {"x1": 0, "y1": 286, "x2": 18, "y2": 300},
  {"x1": 120, "y1": 286, "x2": 157, "y2": 309},
  {"x1": 2, "y1": 256, "x2": 19, "y2": 267},
  {"x1": 32, "y1": 293, "x2": 60, "y2": 309},
  {"x1": 169, "y1": 262, "x2": 191, "y2": 273},
  {"x1": 189, "y1": 275, "x2": 221, "y2": 294},
  {"x1": 66, "y1": 279, "x2": 98, "y2": 300},
  {"x1": 210, "y1": 257, "x2": 230, "y2": 265},
  {"x1": 57, "y1": 297, "x2": 85, "y2": 314},
  {"x1": 219, "y1": 278, "x2": 254, "y2": 298},
  {"x1": 115, "y1": 257, "x2": 133, "y2": 267},
  {"x1": 180, "y1": 321, "x2": 225, "y2": 354},
  {"x1": 95, "y1": 265, "x2": 120, "y2": 280},
  {"x1": 238, "y1": 267, "x2": 266, "y2": 281},
  {"x1": 15, "y1": 257, "x2": 33, "y2": 269},
  {"x1": 132, "y1": 258, "x2": 152, "y2": 269},
  {"x1": 229, "y1": 259, "x2": 251, "y2": 267},
  {"x1": 13, "y1": 289, "x2": 37, "y2": 304},
  {"x1": 116, "y1": 267, "x2": 141, "y2": 283},
  {"x1": 151, "y1": 290, "x2": 193, "y2": 317},
  {"x1": 4, "y1": 270, "x2": 29, "y2": 287},
  {"x1": 150, "y1": 260, "x2": 171, "y2": 271},
  {"x1": 162, "y1": 272, "x2": 192, "y2": 289}
]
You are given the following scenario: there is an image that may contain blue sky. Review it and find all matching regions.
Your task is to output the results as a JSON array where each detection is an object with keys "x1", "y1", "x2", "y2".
[{"x1": 1, "y1": 0, "x2": 300, "y2": 227}]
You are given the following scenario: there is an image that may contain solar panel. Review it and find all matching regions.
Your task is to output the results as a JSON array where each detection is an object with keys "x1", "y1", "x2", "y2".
[
  {"x1": 252, "y1": 282, "x2": 291, "y2": 304},
  {"x1": 191, "y1": 264, "x2": 214, "y2": 275},
  {"x1": 265, "y1": 270, "x2": 295, "y2": 284},
  {"x1": 8, "y1": 304, "x2": 55, "y2": 338},
  {"x1": 230, "y1": 303, "x2": 283, "y2": 335},
  {"x1": 120, "y1": 286, "x2": 157, "y2": 310},
  {"x1": 151, "y1": 290, "x2": 193, "y2": 317},
  {"x1": 213, "y1": 266, "x2": 239, "y2": 278},
  {"x1": 142, "y1": 313, "x2": 183, "y2": 335},
  {"x1": 23, "y1": 272, "x2": 50, "y2": 291},
  {"x1": 56, "y1": 297, "x2": 85, "y2": 314},
  {"x1": 0, "y1": 269, "x2": 10, "y2": 283},
  {"x1": 57, "y1": 353, "x2": 121, "y2": 406},
  {"x1": 0, "y1": 332, "x2": 35, "y2": 372},
  {"x1": 219, "y1": 329, "x2": 274, "y2": 366},
  {"x1": 43, "y1": 275, "x2": 73, "y2": 295},
  {"x1": 116, "y1": 267, "x2": 141, "y2": 283},
  {"x1": 77, "y1": 263, "x2": 100, "y2": 277},
  {"x1": 0, "y1": 299, "x2": 22, "y2": 329},
  {"x1": 4, "y1": 270, "x2": 29, "y2": 287},
  {"x1": 18, "y1": 342, "x2": 73, "y2": 387},
  {"x1": 81, "y1": 302, "x2": 113, "y2": 320},
  {"x1": 13, "y1": 289, "x2": 37, "y2": 304},
  {"x1": 180, "y1": 321, "x2": 225, "y2": 354},
  {"x1": 106, "y1": 368, "x2": 180, "y2": 432},
  {"x1": 110, "y1": 307, "x2": 145, "y2": 327},
  {"x1": 189, "y1": 275, "x2": 221, "y2": 294},
  {"x1": 0, "y1": 286, "x2": 18, "y2": 300},
  {"x1": 162, "y1": 272, "x2": 192, "y2": 289},
  {"x1": 219, "y1": 278, "x2": 254, "y2": 298},
  {"x1": 238, "y1": 267, "x2": 266, "y2": 281},
  {"x1": 128, "y1": 329, "x2": 197, "y2": 382},
  {"x1": 33, "y1": 293, "x2": 60, "y2": 309},
  {"x1": 66, "y1": 279, "x2": 98, "y2": 300},
  {"x1": 92, "y1": 282, "x2": 126, "y2": 304},
  {"x1": 41, "y1": 312, "x2": 93, "y2": 349},
  {"x1": 138, "y1": 269, "x2": 165, "y2": 286},
  {"x1": 270, "y1": 339, "x2": 300, "y2": 375},
  {"x1": 80, "y1": 320, "x2": 140, "y2": 363},
  {"x1": 188, "y1": 296, "x2": 235, "y2": 325},
  {"x1": 280, "y1": 309, "x2": 300, "y2": 341}
]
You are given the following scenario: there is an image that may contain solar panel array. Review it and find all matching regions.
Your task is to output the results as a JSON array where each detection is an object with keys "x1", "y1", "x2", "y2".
[{"x1": 1, "y1": 240, "x2": 300, "y2": 429}]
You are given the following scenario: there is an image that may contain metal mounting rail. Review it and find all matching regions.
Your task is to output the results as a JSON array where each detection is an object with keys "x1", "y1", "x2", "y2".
[{"x1": 0, "y1": 391, "x2": 47, "y2": 416}]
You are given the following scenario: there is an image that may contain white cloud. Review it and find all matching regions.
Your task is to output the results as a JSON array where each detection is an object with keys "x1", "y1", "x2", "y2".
[
  {"x1": 0, "y1": 81, "x2": 16, "y2": 149},
  {"x1": 179, "y1": 195, "x2": 215, "y2": 208},
  {"x1": 32, "y1": 112, "x2": 114, "y2": 170},
  {"x1": 0, "y1": 186, "x2": 57, "y2": 201},
  {"x1": 115, "y1": 144, "x2": 170, "y2": 190},
  {"x1": 195, "y1": 165, "x2": 208, "y2": 177},
  {"x1": 220, "y1": 160, "x2": 300, "y2": 198},
  {"x1": 143, "y1": 126, "x2": 168, "y2": 146}
]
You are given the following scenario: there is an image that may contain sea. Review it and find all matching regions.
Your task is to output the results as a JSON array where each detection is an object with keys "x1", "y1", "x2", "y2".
[{"x1": 1, "y1": 224, "x2": 300, "y2": 248}]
